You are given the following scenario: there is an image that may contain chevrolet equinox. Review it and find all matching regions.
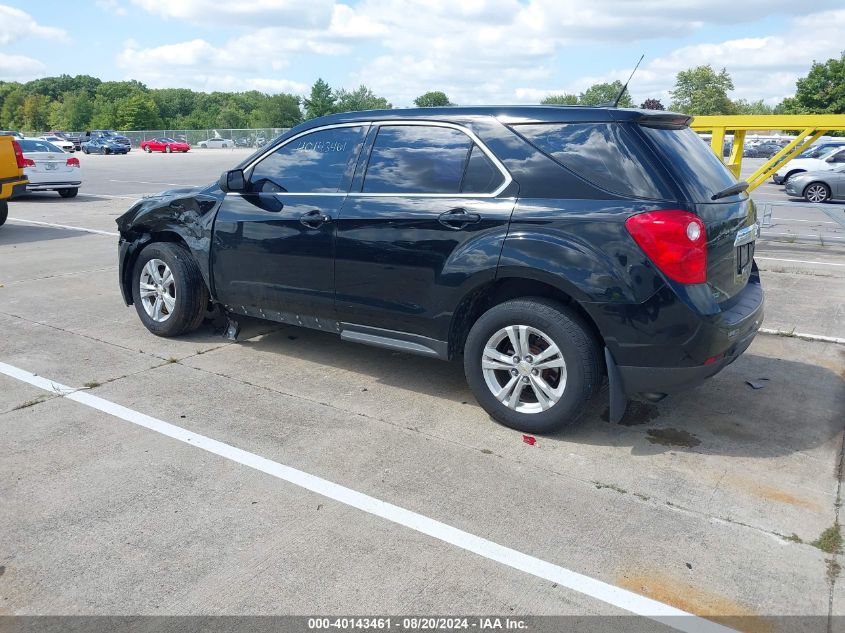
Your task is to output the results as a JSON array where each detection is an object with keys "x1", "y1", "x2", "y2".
[{"x1": 117, "y1": 106, "x2": 764, "y2": 433}]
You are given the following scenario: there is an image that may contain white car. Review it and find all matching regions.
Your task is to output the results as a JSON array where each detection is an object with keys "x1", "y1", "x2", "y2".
[
  {"x1": 19, "y1": 138, "x2": 82, "y2": 198},
  {"x1": 773, "y1": 146, "x2": 845, "y2": 185},
  {"x1": 198, "y1": 137, "x2": 234, "y2": 149},
  {"x1": 39, "y1": 135, "x2": 75, "y2": 153}
]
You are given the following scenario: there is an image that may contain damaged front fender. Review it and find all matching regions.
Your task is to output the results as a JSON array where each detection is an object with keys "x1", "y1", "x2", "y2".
[{"x1": 116, "y1": 185, "x2": 224, "y2": 305}]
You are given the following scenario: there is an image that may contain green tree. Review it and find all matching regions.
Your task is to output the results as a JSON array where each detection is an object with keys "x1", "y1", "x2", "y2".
[
  {"x1": 249, "y1": 93, "x2": 302, "y2": 128},
  {"x1": 0, "y1": 86, "x2": 25, "y2": 128},
  {"x1": 669, "y1": 65, "x2": 734, "y2": 115},
  {"x1": 414, "y1": 91, "x2": 452, "y2": 107},
  {"x1": 21, "y1": 94, "x2": 51, "y2": 131},
  {"x1": 48, "y1": 92, "x2": 94, "y2": 130},
  {"x1": 640, "y1": 98, "x2": 665, "y2": 110},
  {"x1": 578, "y1": 80, "x2": 633, "y2": 107},
  {"x1": 733, "y1": 99, "x2": 773, "y2": 115},
  {"x1": 541, "y1": 93, "x2": 578, "y2": 105},
  {"x1": 303, "y1": 78, "x2": 336, "y2": 119},
  {"x1": 114, "y1": 93, "x2": 162, "y2": 129},
  {"x1": 335, "y1": 85, "x2": 391, "y2": 113},
  {"x1": 790, "y1": 52, "x2": 845, "y2": 114}
]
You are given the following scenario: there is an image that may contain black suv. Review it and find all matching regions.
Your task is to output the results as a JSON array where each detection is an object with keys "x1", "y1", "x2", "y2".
[{"x1": 116, "y1": 106, "x2": 763, "y2": 433}]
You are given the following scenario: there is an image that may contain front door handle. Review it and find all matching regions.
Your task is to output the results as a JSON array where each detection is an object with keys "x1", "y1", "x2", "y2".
[
  {"x1": 299, "y1": 209, "x2": 332, "y2": 228},
  {"x1": 438, "y1": 207, "x2": 481, "y2": 229}
]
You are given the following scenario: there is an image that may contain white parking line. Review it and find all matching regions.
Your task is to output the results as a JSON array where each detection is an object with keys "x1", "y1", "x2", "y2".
[
  {"x1": 762, "y1": 232, "x2": 845, "y2": 241},
  {"x1": 78, "y1": 193, "x2": 137, "y2": 200},
  {"x1": 771, "y1": 218, "x2": 837, "y2": 224},
  {"x1": 7, "y1": 218, "x2": 119, "y2": 237},
  {"x1": 0, "y1": 360, "x2": 732, "y2": 633},
  {"x1": 756, "y1": 257, "x2": 845, "y2": 267},
  {"x1": 759, "y1": 329, "x2": 845, "y2": 345},
  {"x1": 109, "y1": 179, "x2": 198, "y2": 187}
]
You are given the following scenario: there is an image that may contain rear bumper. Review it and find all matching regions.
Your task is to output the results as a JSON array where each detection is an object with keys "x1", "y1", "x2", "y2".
[
  {"x1": 27, "y1": 181, "x2": 81, "y2": 191},
  {"x1": 590, "y1": 268, "x2": 764, "y2": 398},
  {"x1": 3, "y1": 180, "x2": 28, "y2": 199}
]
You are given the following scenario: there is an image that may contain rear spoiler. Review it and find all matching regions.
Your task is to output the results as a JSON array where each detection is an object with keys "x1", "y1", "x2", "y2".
[{"x1": 633, "y1": 112, "x2": 692, "y2": 130}]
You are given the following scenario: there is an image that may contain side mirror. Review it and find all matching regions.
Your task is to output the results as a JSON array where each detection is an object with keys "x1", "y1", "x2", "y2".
[{"x1": 219, "y1": 168, "x2": 246, "y2": 193}]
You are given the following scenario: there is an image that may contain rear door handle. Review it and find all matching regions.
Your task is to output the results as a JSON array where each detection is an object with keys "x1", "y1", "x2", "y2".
[
  {"x1": 438, "y1": 207, "x2": 481, "y2": 229},
  {"x1": 299, "y1": 209, "x2": 332, "y2": 228}
]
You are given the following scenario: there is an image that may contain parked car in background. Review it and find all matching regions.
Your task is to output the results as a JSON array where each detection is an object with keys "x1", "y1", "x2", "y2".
[
  {"x1": 235, "y1": 137, "x2": 251, "y2": 148},
  {"x1": 254, "y1": 136, "x2": 267, "y2": 148},
  {"x1": 796, "y1": 141, "x2": 845, "y2": 160},
  {"x1": 116, "y1": 106, "x2": 763, "y2": 433},
  {"x1": 82, "y1": 137, "x2": 129, "y2": 155},
  {"x1": 18, "y1": 138, "x2": 81, "y2": 198},
  {"x1": 772, "y1": 146, "x2": 845, "y2": 184},
  {"x1": 0, "y1": 130, "x2": 24, "y2": 139},
  {"x1": 83, "y1": 130, "x2": 131, "y2": 151},
  {"x1": 785, "y1": 166, "x2": 845, "y2": 203},
  {"x1": 39, "y1": 134, "x2": 75, "y2": 153},
  {"x1": 140, "y1": 137, "x2": 190, "y2": 153},
  {"x1": 0, "y1": 134, "x2": 28, "y2": 227},
  {"x1": 743, "y1": 142, "x2": 781, "y2": 158},
  {"x1": 63, "y1": 132, "x2": 82, "y2": 151},
  {"x1": 198, "y1": 137, "x2": 234, "y2": 148}
]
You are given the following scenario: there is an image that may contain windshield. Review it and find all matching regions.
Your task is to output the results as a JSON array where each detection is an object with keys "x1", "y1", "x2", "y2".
[
  {"x1": 20, "y1": 140, "x2": 63, "y2": 153},
  {"x1": 640, "y1": 125, "x2": 741, "y2": 202}
]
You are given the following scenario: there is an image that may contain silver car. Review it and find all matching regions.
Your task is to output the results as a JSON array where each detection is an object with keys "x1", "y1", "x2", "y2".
[{"x1": 785, "y1": 166, "x2": 845, "y2": 203}]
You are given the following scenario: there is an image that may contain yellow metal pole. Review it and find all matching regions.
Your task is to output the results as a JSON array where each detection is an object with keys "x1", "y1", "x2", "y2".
[
  {"x1": 746, "y1": 129, "x2": 823, "y2": 190},
  {"x1": 726, "y1": 130, "x2": 745, "y2": 178},
  {"x1": 710, "y1": 127, "x2": 725, "y2": 162}
]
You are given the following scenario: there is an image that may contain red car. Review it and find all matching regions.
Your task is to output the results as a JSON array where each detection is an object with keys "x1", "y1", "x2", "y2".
[{"x1": 140, "y1": 137, "x2": 190, "y2": 153}]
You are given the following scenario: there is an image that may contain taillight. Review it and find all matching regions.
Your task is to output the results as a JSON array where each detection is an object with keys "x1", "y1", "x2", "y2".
[
  {"x1": 67, "y1": 157, "x2": 80, "y2": 167},
  {"x1": 12, "y1": 140, "x2": 25, "y2": 168},
  {"x1": 23, "y1": 157, "x2": 35, "y2": 167},
  {"x1": 625, "y1": 210, "x2": 707, "y2": 284}
]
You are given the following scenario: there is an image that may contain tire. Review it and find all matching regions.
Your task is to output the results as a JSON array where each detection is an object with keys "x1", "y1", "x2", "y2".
[
  {"x1": 803, "y1": 182, "x2": 831, "y2": 203},
  {"x1": 58, "y1": 188, "x2": 78, "y2": 198},
  {"x1": 165, "y1": 145, "x2": 172, "y2": 153},
  {"x1": 131, "y1": 242, "x2": 209, "y2": 337},
  {"x1": 463, "y1": 298, "x2": 601, "y2": 434},
  {"x1": 82, "y1": 147, "x2": 89, "y2": 154},
  {"x1": 199, "y1": 143, "x2": 207, "y2": 149},
  {"x1": 104, "y1": 147, "x2": 110, "y2": 155},
  {"x1": 0, "y1": 200, "x2": 7, "y2": 227},
  {"x1": 144, "y1": 146, "x2": 151, "y2": 153}
]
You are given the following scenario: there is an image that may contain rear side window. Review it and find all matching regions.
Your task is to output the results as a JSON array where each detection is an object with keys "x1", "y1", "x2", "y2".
[
  {"x1": 640, "y1": 125, "x2": 739, "y2": 201},
  {"x1": 250, "y1": 125, "x2": 366, "y2": 193},
  {"x1": 513, "y1": 122, "x2": 672, "y2": 200},
  {"x1": 363, "y1": 125, "x2": 471, "y2": 194},
  {"x1": 461, "y1": 144, "x2": 504, "y2": 193}
]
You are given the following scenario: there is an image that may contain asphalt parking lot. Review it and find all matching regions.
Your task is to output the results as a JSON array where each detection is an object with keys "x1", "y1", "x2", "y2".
[{"x1": 2, "y1": 149, "x2": 844, "y2": 632}]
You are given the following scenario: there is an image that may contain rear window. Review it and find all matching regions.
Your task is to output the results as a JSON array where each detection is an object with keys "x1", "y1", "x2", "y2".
[
  {"x1": 640, "y1": 125, "x2": 740, "y2": 201},
  {"x1": 513, "y1": 122, "x2": 673, "y2": 199},
  {"x1": 19, "y1": 140, "x2": 63, "y2": 153}
]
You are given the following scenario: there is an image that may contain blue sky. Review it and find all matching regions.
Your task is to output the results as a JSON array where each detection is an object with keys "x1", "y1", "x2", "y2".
[{"x1": 1, "y1": 1, "x2": 843, "y2": 107}]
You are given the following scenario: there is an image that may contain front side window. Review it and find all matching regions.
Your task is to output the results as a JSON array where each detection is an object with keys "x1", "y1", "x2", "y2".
[
  {"x1": 249, "y1": 126, "x2": 366, "y2": 193},
  {"x1": 363, "y1": 125, "x2": 472, "y2": 194}
]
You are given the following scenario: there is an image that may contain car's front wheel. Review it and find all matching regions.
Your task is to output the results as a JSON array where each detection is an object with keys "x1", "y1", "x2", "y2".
[
  {"x1": 165, "y1": 145, "x2": 172, "y2": 153},
  {"x1": 804, "y1": 182, "x2": 831, "y2": 203},
  {"x1": 131, "y1": 243, "x2": 209, "y2": 337},
  {"x1": 58, "y1": 188, "x2": 78, "y2": 198},
  {"x1": 464, "y1": 298, "x2": 601, "y2": 434},
  {"x1": 0, "y1": 200, "x2": 7, "y2": 227}
]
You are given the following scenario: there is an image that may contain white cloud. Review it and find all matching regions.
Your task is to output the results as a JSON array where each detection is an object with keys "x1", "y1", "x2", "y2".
[
  {"x1": 0, "y1": 5, "x2": 67, "y2": 46},
  {"x1": 131, "y1": 0, "x2": 334, "y2": 28},
  {"x1": 0, "y1": 52, "x2": 47, "y2": 80},
  {"x1": 96, "y1": 0, "x2": 128, "y2": 16}
]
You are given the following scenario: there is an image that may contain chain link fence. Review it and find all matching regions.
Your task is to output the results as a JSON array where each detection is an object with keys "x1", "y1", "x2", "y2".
[{"x1": 117, "y1": 128, "x2": 292, "y2": 148}]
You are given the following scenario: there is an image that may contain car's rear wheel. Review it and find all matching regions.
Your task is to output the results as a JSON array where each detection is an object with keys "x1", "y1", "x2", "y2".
[
  {"x1": 464, "y1": 298, "x2": 601, "y2": 434},
  {"x1": 131, "y1": 243, "x2": 208, "y2": 337},
  {"x1": 165, "y1": 145, "x2": 172, "y2": 153},
  {"x1": 804, "y1": 182, "x2": 831, "y2": 203},
  {"x1": 0, "y1": 200, "x2": 7, "y2": 227},
  {"x1": 103, "y1": 147, "x2": 110, "y2": 155},
  {"x1": 58, "y1": 188, "x2": 78, "y2": 198}
]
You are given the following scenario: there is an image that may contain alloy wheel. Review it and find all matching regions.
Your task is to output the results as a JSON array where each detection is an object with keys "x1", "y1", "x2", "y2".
[
  {"x1": 805, "y1": 184, "x2": 829, "y2": 203},
  {"x1": 139, "y1": 259, "x2": 176, "y2": 322},
  {"x1": 481, "y1": 325, "x2": 567, "y2": 414}
]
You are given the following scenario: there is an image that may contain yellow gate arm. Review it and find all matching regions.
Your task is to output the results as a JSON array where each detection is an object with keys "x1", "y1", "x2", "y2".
[{"x1": 690, "y1": 114, "x2": 845, "y2": 191}]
